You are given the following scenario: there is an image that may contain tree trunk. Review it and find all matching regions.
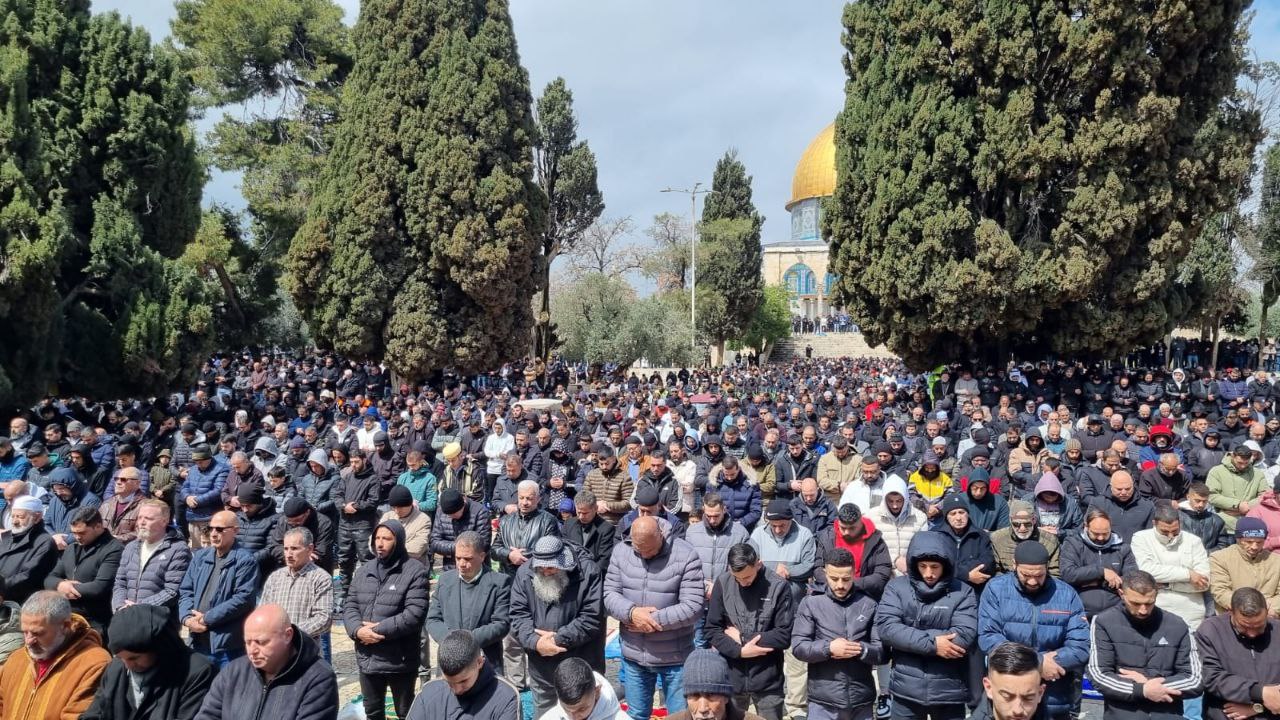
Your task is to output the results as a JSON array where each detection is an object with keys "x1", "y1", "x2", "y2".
[
  {"x1": 1164, "y1": 331, "x2": 1173, "y2": 369},
  {"x1": 1259, "y1": 287, "x2": 1272, "y2": 370},
  {"x1": 1210, "y1": 322, "x2": 1221, "y2": 369},
  {"x1": 534, "y1": 263, "x2": 552, "y2": 362}
]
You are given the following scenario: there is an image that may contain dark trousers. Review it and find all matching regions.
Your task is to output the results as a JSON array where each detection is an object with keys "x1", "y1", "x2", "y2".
[
  {"x1": 359, "y1": 672, "x2": 417, "y2": 720},
  {"x1": 734, "y1": 693, "x2": 785, "y2": 720},
  {"x1": 336, "y1": 519, "x2": 373, "y2": 604},
  {"x1": 890, "y1": 698, "x2": 966, "y2": 720}
]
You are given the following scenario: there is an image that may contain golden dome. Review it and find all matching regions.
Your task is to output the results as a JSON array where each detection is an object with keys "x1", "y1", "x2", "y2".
[{"x1": 786, "y1": 122, "x2": 836, "y2": 211}]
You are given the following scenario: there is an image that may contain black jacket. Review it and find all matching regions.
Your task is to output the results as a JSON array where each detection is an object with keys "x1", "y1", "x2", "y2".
[
  {"x1": 705, "y1": 567, "x2": 794, "y2": 696},
  {"x1": 562, "y1": 515, "x2": 617, "y2": 573},
  {"x1": 509, "y1": 553, "x2": 605, "y2": 673},
  {"x1": 193, "y1": 627, "x2": 337, "y2": 720},
  {"x1": 334, "y1": 466, "x2": 381, "y2": 526},
  {"x1": 341, "y1": 519, "x2": 430, "y2": 675},
  {"x1": 0, "y1": 522, "x2": 59, "y2": 603},
  {"x1": 1197, "y1": 613, "x2": 1280, "y2": 720},
  {"x1": 428, "y1": 499, "x2": 491, "y2": 569},
  {"x1": 425, "y1": 567, "x2": 510, "y2": 670},
  {"x1": 1090, "y1": 492, "x2": 1155, "y2": 543},
  {"x1": 1088, "y1": 605, "x2": 1201, "y2": 720},
  {"x1": 492, "y1": 508, "x2": 560, "y2": 575},
  {"x1": 236, "y1": 498, "x2": 279, "y2": 573},
  {"x1": 931, "y1": 524, "x2": 997, "y2": 595},
  {"x1": 83, "y1": 604, "x2": 216, "y2": 720},
  {"x1": 813, "y1": 520, "x2": 893, "y2": 600},
  {"x1": 267, "y1": 506, "x2": 335, "y2": 572},
  {"x1": 1180, "y1": 505, "x2": 1230, "y2": 552},
  {"x1": 1059, "y1": 529, "x2": 1138, "y2": 617},
  {"x1": 791, "y1": 586, "x2": 884, "y2": 710},
  {"x1": 45, "y1": 530, "x2": 123, "y2": 636}
]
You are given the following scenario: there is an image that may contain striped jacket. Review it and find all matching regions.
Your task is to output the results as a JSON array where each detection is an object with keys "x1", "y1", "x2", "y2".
[{"x1": 1087, "y1": 604, "x2": 1201, "y2": 720}]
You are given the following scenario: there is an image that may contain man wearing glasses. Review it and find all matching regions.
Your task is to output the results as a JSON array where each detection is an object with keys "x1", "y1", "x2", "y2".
[
  {"x1": 179, "y1": 510, "x2": 259, "y2": 668},
  {"x1": 990, "y1": 501, "x2": 1061, "y2": 576}
]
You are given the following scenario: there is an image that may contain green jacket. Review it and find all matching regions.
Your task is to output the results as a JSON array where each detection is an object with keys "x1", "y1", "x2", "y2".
[{"x1": 1207, "y1": 454, "x2": 1264, "y2": 534}]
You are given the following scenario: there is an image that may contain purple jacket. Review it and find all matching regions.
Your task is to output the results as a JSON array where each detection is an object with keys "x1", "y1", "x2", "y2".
[{"x1": 603, "y1": 536, "x2": 704, "y2": 666}]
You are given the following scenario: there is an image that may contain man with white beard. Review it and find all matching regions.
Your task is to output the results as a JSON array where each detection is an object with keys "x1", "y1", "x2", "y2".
[
  {"x1": 0, "y1": 496, "x2": 60, "y2": 604},
  {"x1": 509, "y1": 535, "x2": 605, "y2": 719}
]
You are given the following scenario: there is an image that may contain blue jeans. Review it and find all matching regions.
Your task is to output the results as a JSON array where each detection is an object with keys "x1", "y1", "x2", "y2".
[
  {"x1": 196, "y1": 649, "x2": 235, "y2": 670},
  {"x1": 622, "y1": 658, "x2": 684, "y2": 720},
  {"x1": 320, "y1": 633, "x2": 331, "y2": 664},
  {"x1": 1183, "y1": 695, "x2": 1201, "y2": 720}
]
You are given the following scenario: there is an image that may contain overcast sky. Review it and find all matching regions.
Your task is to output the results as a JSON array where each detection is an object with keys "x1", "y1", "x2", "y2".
[{"x1": 97, "y1": 0, "x2": 1280, "y2": 248}]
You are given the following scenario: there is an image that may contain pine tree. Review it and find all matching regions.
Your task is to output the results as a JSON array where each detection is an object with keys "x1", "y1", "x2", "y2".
[
  {"x1": 287, "y1": 0, "x2": 545, "y2": 382},
  {"x1": 697, "y1": 150, "x2": 764, "y2": 361},
  {"x1": 825, "y1": 0, "x2": 1262, "y2": 368},
  {"x1": 0, "y1": 3, "x2": 214, "y2": 406}
]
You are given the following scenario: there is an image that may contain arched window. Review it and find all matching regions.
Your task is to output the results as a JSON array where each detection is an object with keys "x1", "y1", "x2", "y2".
[
  {"x1": 824, "y1": 272, "x2": 838, "y2": 295},
  {"x1": 784, "y1": 263, "x2": 816, "y2": 296}
]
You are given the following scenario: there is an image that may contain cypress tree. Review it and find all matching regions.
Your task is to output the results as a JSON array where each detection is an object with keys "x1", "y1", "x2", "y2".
[
  {"x1": 288, "y1": 0, "x2": 545, "y2": 381},
  {"x1": 825, "y1": 0, "x2": 1261, "y2": 368},
  {"x1": 697, "y1": 150, "x2": 764, "y2": 360},
  {"x1": 0, "y1": 3, "x2": 214, "y2": 406}
]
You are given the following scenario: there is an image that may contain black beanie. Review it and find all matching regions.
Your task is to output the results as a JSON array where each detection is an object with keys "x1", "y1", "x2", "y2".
[
  {"x1": 1014, "y1": 540, "x2": 1051, "y2": 566},
  {"x1": 108, "y1": 604, "x2": 175, "y2": 654},
  {"x1": 388, "y1": 485, "x2": 414, "y2": 508},
  {"x1": 439, "y1": 488, "x2": 465, "y2": 514}
]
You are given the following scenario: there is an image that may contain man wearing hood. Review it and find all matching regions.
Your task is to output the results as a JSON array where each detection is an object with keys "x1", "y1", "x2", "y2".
[
  {"x1": 369, "y1": 431, "x2": 404, "y2": 503},
  {"x1": 908, "y1": 451, "x2": 952, "y2": 522},
  {"x1": 0, "y1": 591, "x2": 110, "y2": 720},
  {"x1": 0, "y1": 495, "x2": 58, "y2": 603},
  {"x1": 933, "y1": 495, "x2": 997, "y2": 597},
  {"x1": 978, "y1": 542, "x2": 1091, "y2": 720},
  {"x1": 1029, "y1": 472, "x2": 1083, "y2": 536},
  {"x1": 1007, "y1": 431, "x2": 1050, "y2": 486},
  {"x1": 67, "y1": 444, "x2": 112, "y2": 499},
  {"x1": 870, "y1": 475, "x2": 928, "y2": 576},
  {"x1": 1086, "y1": 570, "x2": 1201, "y2": 720},
  {"x1": 408, "y1": 629, "x2": 520, "y2": 720},
  {"x1": 539, "y1": 657, "x2": 628, "y2": 720},
  {"x1": 297, "y1": 449, "x2": 337, "y2": 527},
  {"x1": 342, "y1": 519, "x2": 429, "y2": 720},
  {"x1": 964, "y1": 469, "x2": 1009, "y2": 532},
  {"x1": 1060, "y1": 507, "x2": 1137, "y2": 618},
  {"x1": 876, "y1": 532, "x2": 979, "y2": 720},
  {"x1": 46, "y1": 506, "x2": 123, "y2": 641},
  {"x1": 194, "y1": 604, "x2": 338, "y2": 720},
  {"x1": 82, "y1": 603, "x2": 216, "y2": 720},
  {"x1": 45, "y1": 466, "x2": 101, "y2": 548},
  {"x1": 178, "y1": 511, "x2": 258, "y2": 668},
  {"x1": 510, "y1": 535, "x2": 605, "y2": 717},
  {"x1": 250, "y1": 437, "x2": 284, "y2": 479}
]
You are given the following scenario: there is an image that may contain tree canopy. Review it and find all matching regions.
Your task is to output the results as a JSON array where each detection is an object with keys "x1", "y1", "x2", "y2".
[
  {"x1": 0, "y1": 2, "x2": 214, "y2": 406},
  {"x1": 697, "y1": 150, "x2": 764, "y2": 355},
  {"x1": 286, "y1": 0, "x2": 545, "y2": 382},
  {"x1": 825, "y1": 0, "x2": 1262, "y2": 369}
]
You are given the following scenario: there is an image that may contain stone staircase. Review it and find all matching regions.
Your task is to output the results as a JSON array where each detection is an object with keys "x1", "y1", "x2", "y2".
[{"x1": 769, "y1": 332, "x2": 898, "y2": 362}]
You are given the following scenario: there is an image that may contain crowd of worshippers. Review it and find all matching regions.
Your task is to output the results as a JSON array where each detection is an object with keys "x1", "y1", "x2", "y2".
[{"x1": 8, "y1": 355, "x2": 1280, "y2": 720}]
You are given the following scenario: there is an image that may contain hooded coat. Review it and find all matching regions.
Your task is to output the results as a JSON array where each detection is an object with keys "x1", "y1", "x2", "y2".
[
  {"x1": 81, "y1": 604, "x2": 216, "y2": 720},
  {"x1": 962, "y1": 477, "x2": 1009, "y2": 532},
  {"x1": 509, "y1": 546, "x2": 606, "y2": 674},
  {"x1": 1207, "y1": 453, "x2": 1265, "y2": 534},
  {"x1": 0, "y1": 613, "x2": 110, "y2": 720},
  {"x1": 341, "y1": 519, "x2": 430, "y2": 675},
  {"x1": 870, "y1": 475, "x2": 929, "y2": 575},
  {"x1": 875, "y1": 532, "x2": 979, "y2": 706},
  {"x1": 813, "y1": 517, "x2": 893, "y2": 600},
  {"x1": 1028, "y1": 473, "x2": 1084, "y2": 535},
  {"x1": 45, "y1": 466, "x2": 102, "y2": 535}
]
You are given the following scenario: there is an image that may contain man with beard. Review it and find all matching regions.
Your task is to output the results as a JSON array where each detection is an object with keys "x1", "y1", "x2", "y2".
[
  {"x1": 934, "y1": 495, "x2": 998, "y2": 598},
  {"x1": 817, "y1": 438, "x2": 858, "y2": 506},
  {"x1": 583, "y1": 446, "x2": 633, "y2": 525},
  {"x1": 0, "y1": 496, "x2": 59, "y2": 603},
  {"x1": 1060, "y1": 508, "x2": 1136, "y2": 619},
  {"x1": 45, "y1": 507, "x2": 123, "y2": 641},
  {"x1": 870, "y1": 475, "x2": 929, "y2": 576},
  {"x1": 1091, "y1": 471, "x2": 1154, "y2": 543},
  {"x1": 971, "y1": 642, "x2": 1049, "y2": 720},
  {"x1": 1086, "y1": 570, "x2": 1202, "y2": 720},
  {"x1": 492, "y1": 480, "x2": 560, "y2": 690},
  {"x1": 0, "y1": 591, "x2": 110, "y2": 720},
  {"x1": 427, "y1": 531, "x2": 511, "y2": 673},
  {"x1": 1208, "y1": 516, "x2": 1280, "y2": 614},
  {"x1": 1139, "y1": 453, "x2": 1193, "y2": 502},
  {"x1": 813, "y1": 503, "x2": 893, "y2": 600},
  {"x1": 790, "y1": 477, "x2": 836, "y2": 536},
  {"x1": 876, "y1": 533, "x2": 979, "y2": 720},
  {"x1": 509, "y1": 535, "x2": 604, "y2": 718},
  {"x1": 633, "y1": 446, "x2": 680, "y2": 516},
  {"x1": 791, "y1": 548, "x2": 883, "y2": 720},
  {"x1": 563, "y1": 490, "x2": 618, "y2": 573},
  {"x1": 1196, "y1": 588, "x2": 1280, "y2": 720},
  {"x1": 773, "y1": 434, "x2": 817, "y2": 504},
  {"x1": 334, "y1": 449, "x2": 380, "y2": 609},
  {"x1": 978, "y1": 542, "x2": 1091, "y2": 720},
  {"x1": 704, "y1": 543, "x2": 794, "y2": 720}
]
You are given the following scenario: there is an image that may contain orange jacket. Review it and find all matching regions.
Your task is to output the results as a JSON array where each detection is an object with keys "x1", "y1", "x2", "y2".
[{"x1": 0, "y1": 614, "x2": 109, "y2": 720}]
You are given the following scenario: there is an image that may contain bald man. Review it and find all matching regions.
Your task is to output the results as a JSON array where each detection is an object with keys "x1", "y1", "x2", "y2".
[
  {"x1": 179, "y1": 510, "x2": 259, "y2": 668},
  {"x1": 194, "y1": 605, "x2": 338, "y2": 720}
]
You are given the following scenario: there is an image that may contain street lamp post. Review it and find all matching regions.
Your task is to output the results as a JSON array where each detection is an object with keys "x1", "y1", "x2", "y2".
[{"x1": 661, "y1": 184, "x2": 714, "y2": 353}]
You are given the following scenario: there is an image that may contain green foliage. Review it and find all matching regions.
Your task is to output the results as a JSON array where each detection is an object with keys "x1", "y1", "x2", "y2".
[
  {"x1": 287, "y1": 0, "x2": 546, "y2": 381},
  {"x1": 697, "y1": 151, "x2": 764, "y2": 347},
  {"x1": 1256, "y1": 144, "x2": 1280, "y2": 331},
  {"x1": 532, "y1": 77, "x2": 603, "y2": 359},
  {"x1": 171, "y1": 0, "x2": 352, "y2": 260},
  {"x1": 0, "y1": 3, "x2": 214, "y2": 406},
  {"x1": 730, "y1": 285, "x2": 792, "y2": 352},
  {"x1": 1177, "y1": 212, "x2": 1249, "y2": 334},
  {"x1": 179, "y1": 208, "x2": 283, "y2": 347},
  {"x1": 825, "y1": 0, "x2": 1262, "y2": 369},
  {"x1": 551, "y1": 274, "x2": 694, "y2": 368}
]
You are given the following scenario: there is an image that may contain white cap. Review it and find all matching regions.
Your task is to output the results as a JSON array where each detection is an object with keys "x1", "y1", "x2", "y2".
[{"x1": 12, "y1": 496, "x2": 43, "y2": 513}]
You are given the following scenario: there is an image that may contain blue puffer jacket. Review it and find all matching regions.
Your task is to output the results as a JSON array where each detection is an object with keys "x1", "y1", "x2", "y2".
[
  {"x1": 180, "y1": 460, "x2": 229, "y2": 523},
  {"x1": 0, "y1": 452, "x2": 30, "y2": 482},
  {"x1": 299, "y1": 467, "x2": 338, "y2": 522},
  {"x1": 875, "y1": 532, "x2": 978, "y2": 706},
  {"x1": 111, "y1": 530, "x2": 192, "y2": 612},
  {"x1": 711, "y1": 474, "x2": 762, "y2": 531},
  {"x1": 603, "y1": 536, "x2": 704, "y2": 666},
  {"x1": 978, "y1": 572, "x2": 1091, "y2": 718},
  {"x1": 178, "y1": 545, "x2": 259, "y2": 655}
]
